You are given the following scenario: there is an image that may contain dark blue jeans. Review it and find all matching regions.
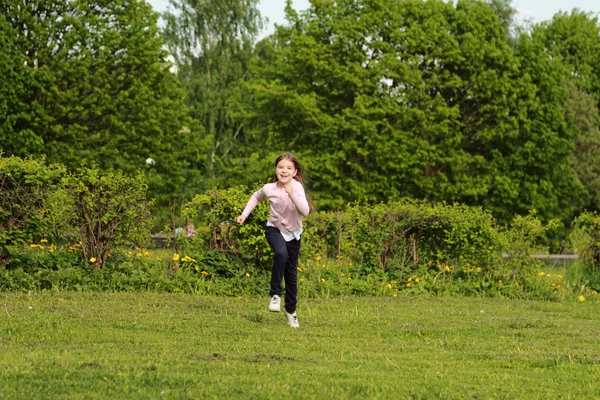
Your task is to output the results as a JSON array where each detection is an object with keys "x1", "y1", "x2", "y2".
[{"x1": 265, "y1": 226, "x2": 301, "y2": 313}]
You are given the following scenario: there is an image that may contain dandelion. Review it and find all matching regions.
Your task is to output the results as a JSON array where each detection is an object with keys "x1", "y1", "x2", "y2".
[
  {"x1": 347, "y1": 277, "x2": 352, "y2": 281},
  {"x1": 195, "y1": 266, "x2": 199, "y2": 271},
  {"x1": 172, "y1": 253, "x2": 180, "y2": 261},
  {"x1": 578, "y1": 295, "x2": 585, "y2": 302},
  {"x1": 537, "y1": 271, "x2": 545, "y2": 276},
  {"x1": 340, "y1": 273, "x2": 345, "y2": 277},
  {"x1": 143, "y1": 250, "x2": 150, "y2": 257},
  {"x1": 316, "y1": 255, "x2": 322, "y2": 261},
  {"x1": 297, "y1": 267, "x2": 303, "y2": 272},
  {"x1": 40, "y1": 239, "x2": 48, "y2": 243},
  {"x1": 406, "y1": 283, "x2": 412, "y2": 288},
  {"x1": 300, "y1": 278, "x2": 305, "y2": 282},
  {"x1": 592, "y1": 290, "x2": 598, "y2": 296},
  {"x1": 90, "y1": 257, "x2": 97, "y2": 263},
  {"x1": 475, "y1": 267, "x2": 481, "y2": 273},
  {"x1": 136, "y1": 253, "x2": 143, "y2": 257},
  {"x1": 415, "y1": 278, "x2": 420, "y2": 283},
  {"x1": 237, "y1": 296, "x2": 243, "y2": 300},
  {"x1": 393, "y1": 293, "x2": 398, "y2": 297},
  {"x1": 201, "y1": 271, "x2": 209, "y2": 276},
  {"x1": 387, "y1": 284, "x2": 392, "y2": 289},
  {"x1": 321, "y1": 278, "x2": 326, "y2": 282},
  {"x1": 245, "y1": 273, "x2": 250, "y2": 278}
]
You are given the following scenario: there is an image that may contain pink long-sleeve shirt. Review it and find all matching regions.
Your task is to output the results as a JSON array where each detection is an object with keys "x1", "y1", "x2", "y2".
[{"x1": 241, "y1": 179, "x2": 310, "y2": 232}]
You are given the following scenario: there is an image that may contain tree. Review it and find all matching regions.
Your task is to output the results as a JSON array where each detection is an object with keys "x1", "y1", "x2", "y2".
[
  {"x1": 162, "y1": 0, "x2": 264, "y2": 187},
  {"x1": 0, "y1": 0, "x2": 205, "y2": 202},
  {"x1": 530, "y1": 11, "x2": 600, "y2": 213},
  {"x1": 240, "y1": 0, "x2": 583, "y2": 224}
]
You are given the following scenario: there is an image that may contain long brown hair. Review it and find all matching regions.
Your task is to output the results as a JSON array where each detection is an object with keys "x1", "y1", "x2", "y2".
[{"x1": 274, "y1": 152, "x2": 315, "y2": 212}]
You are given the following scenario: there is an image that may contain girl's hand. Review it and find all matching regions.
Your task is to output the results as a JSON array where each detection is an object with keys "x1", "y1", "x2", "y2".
[
  {"x1": 236, "y1": 215, "x2": 246, "y2": 225},
  {"x1": 284, "y1": 184, "x2": 294, "y2": 197}
]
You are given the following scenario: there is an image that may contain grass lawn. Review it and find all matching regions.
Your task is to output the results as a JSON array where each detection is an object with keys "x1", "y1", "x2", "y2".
[{"x1": 1, "y1": 292, "x2": 599, "y2": 399}]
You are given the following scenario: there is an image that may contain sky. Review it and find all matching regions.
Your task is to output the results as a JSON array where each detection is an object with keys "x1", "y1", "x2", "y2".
[{"x1": 146, "y1": 0, "x2": 600, "y2": 36}]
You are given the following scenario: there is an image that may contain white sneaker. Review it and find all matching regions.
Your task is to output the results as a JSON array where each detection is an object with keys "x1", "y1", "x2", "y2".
[
  {"x1": 268, "y1": 295, "x2": 281, "y2": 312},
  {"x1": 284, "y1": 310, "x2": 300, "y2": 328}
]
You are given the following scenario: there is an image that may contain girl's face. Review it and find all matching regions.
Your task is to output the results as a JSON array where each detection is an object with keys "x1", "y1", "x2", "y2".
[{"x1": 275, "y1": 158, "x2": 297, "y2": 185}]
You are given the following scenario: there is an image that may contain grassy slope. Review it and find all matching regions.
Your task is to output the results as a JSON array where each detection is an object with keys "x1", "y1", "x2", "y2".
[{"x1": 1, "y1": 293, "x2": 599, "y2": 399}]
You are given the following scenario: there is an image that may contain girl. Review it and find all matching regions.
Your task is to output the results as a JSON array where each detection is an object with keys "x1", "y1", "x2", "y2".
[{"x1": 237, "y1": 153, "x2": 314, "y2": 328}]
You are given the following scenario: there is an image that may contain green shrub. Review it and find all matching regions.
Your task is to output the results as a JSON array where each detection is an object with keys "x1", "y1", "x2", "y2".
[
  {"x1": 184, "y1": 185, "x2": 272, "y2": 267},
  {"x1": 61, "y1": 167, "x2": 154, "y2": 269},
  {"x1": 0, "y1": 156, "x2": 66, "y2": 266},
  {"x1": 570, "y1": 212, "x2": 600, "y2": 290}
]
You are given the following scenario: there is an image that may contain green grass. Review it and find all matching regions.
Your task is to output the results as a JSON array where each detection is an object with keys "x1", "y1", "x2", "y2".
[{"x1": 1, "y1": 293, "x2": 599, "y2": 399}]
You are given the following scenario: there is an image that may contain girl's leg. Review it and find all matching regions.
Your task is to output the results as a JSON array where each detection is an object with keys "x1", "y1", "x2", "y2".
[
  {"x1": 265, "y1": 227, "x2": 287, "y2": 297},
  {"x1": 283, "y1": 238, "x2": 301, "y2": 313}
]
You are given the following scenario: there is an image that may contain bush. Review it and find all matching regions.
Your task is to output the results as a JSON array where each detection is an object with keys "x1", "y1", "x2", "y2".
[
  {"x1": 0, "y1": 156, "x2": 66, "y2": 266},
  {"x1": 570, "y1": 212, "x2": 600, "y2": 291},
  {"x1": 60, "y1": 167, "x2": 154, "y2": 269}
]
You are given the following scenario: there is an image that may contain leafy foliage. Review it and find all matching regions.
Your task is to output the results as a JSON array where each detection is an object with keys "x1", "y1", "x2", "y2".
[
  {"x1": 61, "y1": 168, "x2": 154, "y2": 269},
  {"x1": 162, "y1": 0, "x2": 264, "y2": 188},
  {"x1": 238, "y1": 0, "x2": 583, "y2": 227},
  {"x1": 0, "y1": 156, "x2": 65, "y2": 266},
  {"x1": 0, "y1": 0, "x2": 205, "y2": 203}
]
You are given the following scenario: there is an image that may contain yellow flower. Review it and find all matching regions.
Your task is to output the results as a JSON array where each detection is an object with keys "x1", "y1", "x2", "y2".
[
  {"x1": 316, "y1": 255, "x2": 322, "y2": 261},
  {"x1": 195, "y1": 266, "x2": 199, "y2": 271},
  {"x1": 578, "y1": 295, "x2": 585, "y2": 302},
  {"x1": 245, "y1": 273, "x2": 250, "y2": 278},
  {"x1": 237, "y1": 296, "x2": 243, "y2": 300},
  {"x1": 348, "y1": 277, "x2": 352, "y2": 281},
  {"x1": 393, "y1": 293, "x2": 398, "y2": 297},
  {"x1": 201, "y1": 271, "x2": 209, "y2": 276},
  {"x1": 406, "y1": 283, "x2": 412, "y2": 288},
  {"x1": 89, "y1": 257, "x2": 96, "y2": 263},
  {"x1": 40, "y1": 239, "x2": 48, "y2": 243},
  {"x1": 387, "y1": 284, "x2": 392, "y2": 289},
  {"x1": 537, "y1": 271, "x2": 545, "y2": 276},
  {"x1": 340, "y1": 273, "x2": 345, "y2": 277},
  {"x1": 321, "y1": 278, "x2": 326, "y2": 282},
  {"x1": 300, "y1": 278, "x2": 305, "y2": 282},
  {"x1": 592, "y1": 290, "x2": 598, "y2": 295},
  {"x1": 172, "y1": 253, "x2": 180, "y2": 261},
  {"x1": 297, "y1": 267, "x2": 303, "y2": 272},
  {"x1": 136, "y1": 253, "x2": 143, "y2": 257},
  {"x1": 475, "y1": 267, "x2": 481, "y2": 273},
  {"x1": 415, "y1": 278, "x2": 419, "y2": 283}
]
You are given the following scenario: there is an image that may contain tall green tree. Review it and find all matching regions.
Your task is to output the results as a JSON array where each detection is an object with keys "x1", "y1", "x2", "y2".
[
  {"x1": 241, "y1": 0, "x2": 582, "y2": 224},
  {"x1": 0, "y1": 0, "x2": 204, "y2": 202},
  {"x1": 530, "y1": 12, "x2": 600, "y2": 213},
  {"x1": 162, "y1": 0, "x2": 264, "y2": 187}
]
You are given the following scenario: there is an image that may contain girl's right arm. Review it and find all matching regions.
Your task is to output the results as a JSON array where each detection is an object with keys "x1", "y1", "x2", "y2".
[{"x1": 237, "y1": 186, "x2": 266, "y2": 224}]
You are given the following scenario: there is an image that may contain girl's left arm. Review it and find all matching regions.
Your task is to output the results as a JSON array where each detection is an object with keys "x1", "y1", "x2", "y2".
[{"x1": 290, "y1": 181, "x2": 310, "y2": 216}]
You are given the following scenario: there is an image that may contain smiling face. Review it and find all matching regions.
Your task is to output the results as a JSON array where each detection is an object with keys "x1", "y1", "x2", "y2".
[{"x1": 275, "y1": 157, "x2": 297, "y2": 186}]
